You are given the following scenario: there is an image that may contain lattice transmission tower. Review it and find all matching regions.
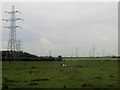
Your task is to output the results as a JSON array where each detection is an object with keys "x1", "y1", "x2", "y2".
[
  {"x1": 3, "y1": 6, "x2": 23, "y2": 61},
  {"x1": 92, "y1": 46, "x2": 95, "y2": 57}
]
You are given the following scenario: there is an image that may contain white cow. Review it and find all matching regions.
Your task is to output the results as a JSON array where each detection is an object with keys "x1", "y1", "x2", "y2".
[{"x1": 61, "y1": 64, "x2": 69, "y2": 67}]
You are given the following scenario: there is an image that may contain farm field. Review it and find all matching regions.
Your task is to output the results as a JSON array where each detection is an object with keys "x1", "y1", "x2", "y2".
[
  {"x1": 63, "y1": 57, "x2": 118, "y2": 61},
  {"x1": 2, "y1": 60, "x2": 119, "y2": 88}
]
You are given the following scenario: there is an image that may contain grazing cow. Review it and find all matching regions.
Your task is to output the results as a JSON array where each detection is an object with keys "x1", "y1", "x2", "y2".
[{"x1": 61, "y1": 64, "x2": 69, "y2": 67}]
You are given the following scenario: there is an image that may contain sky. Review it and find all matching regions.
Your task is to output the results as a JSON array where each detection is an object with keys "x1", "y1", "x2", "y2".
[{"x1": 2, "y1": 2, "x2": 118, "y2": 57}]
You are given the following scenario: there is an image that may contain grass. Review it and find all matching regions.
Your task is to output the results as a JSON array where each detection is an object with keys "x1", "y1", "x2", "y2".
[
  {"x1": 2, "y1": 60, "x2": 119, "y2": 88},
  {"x1": 0, "y1": 61, "x2": 2, "y2": 89},
  {"x1": 63, "y1": 57, "x2": 118, "y2": 61}
]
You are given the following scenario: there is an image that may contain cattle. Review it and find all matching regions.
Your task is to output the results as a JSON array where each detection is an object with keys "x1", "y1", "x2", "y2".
[{"x1": 61, "y1": 64, "x2": 69, "y2": 67}]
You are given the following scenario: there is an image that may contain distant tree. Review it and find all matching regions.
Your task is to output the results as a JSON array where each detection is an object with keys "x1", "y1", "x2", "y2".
[
  {"x1": 58, "y1": 55, "x2": 62, "y2": 61},
  {"x1": 1, "y1": 51, "x2": 63, "y2": 61}
]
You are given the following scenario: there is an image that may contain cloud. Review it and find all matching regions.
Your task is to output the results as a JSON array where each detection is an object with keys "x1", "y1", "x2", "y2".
[{"x1": 40, "y1": 38, "x2": 51, "y2": 44}]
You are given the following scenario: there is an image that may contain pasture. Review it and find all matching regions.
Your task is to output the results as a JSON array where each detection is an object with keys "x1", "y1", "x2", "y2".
[
  {"x1": 2, "y1": 60, "x2": 119, "y2": 88},
  {"x1": 63, "y1": 57, "x2": 118, "y2": 61}
]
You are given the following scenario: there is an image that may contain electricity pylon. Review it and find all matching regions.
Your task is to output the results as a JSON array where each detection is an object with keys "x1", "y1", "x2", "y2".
[
  {"x1": 49, "y1": 50, "x2": 51, "y2": 56},
  {"x1": 92, "y1": 46, "x2": 95, "y2": 57},
  {"x1": 3, "y1": 6, "x2": 23, "y2": 61},
  {"x1": 75, "y1": 47, "x2": 78, "y2": 57},
  {"x1": 17, "y1": 39, "x2": 22, "y2": 51},
  {"x1": 17, "y1": 39, "x2": 22, "y2": 61}
]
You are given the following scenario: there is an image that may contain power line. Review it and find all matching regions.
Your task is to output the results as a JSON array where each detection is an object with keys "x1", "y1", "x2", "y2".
[{"x1": 22, "y1": 19, "x2": 66, "y2": 44}]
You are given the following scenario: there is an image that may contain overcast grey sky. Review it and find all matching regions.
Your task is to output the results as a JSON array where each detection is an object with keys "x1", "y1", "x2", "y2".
[{"x1": 2, "y1": 2, "x2": 118, "y2": 57}]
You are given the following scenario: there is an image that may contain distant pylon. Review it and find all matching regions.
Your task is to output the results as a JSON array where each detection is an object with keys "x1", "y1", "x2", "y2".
[
  {"x1": 92, "y1": 46, "x2": 95, "y2": 57},
  {"x1": 17, "y1": 39, "x2": 22, "y2": 51},
  {"x1": 17, "y1": 39, "x2": 22, "y2": 61},
  {"x1": 49, "y1": 50, "x2": 51, "y2": 56},
  {"x1": 71, "y1": 50, "x2": 73, "y2": 58},
  {"x1": 3, "y1": 6, "x2": 23, "y2": 61},
  {"x1": 89, "y1": 50, "x2": 91, "y2": 57},
  {"x1": 75, "y1": 46, "x2": 78, "y2": 57},
  {"x1": 103, "y1": 49, "x2": 105, "y2": 57}
]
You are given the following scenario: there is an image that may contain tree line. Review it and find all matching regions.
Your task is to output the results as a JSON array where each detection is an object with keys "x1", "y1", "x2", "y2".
[{"x1": 1, "y1": 51, "x2": 62, "y2": 61}]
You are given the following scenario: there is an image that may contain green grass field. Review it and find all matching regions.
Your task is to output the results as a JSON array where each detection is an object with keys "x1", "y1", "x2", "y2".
[
  {"x1": 63, "y1": 57, "x2": 118, "y2": 61},
  {"x1": 2, "y1": 60, "x2": 119, "y2": 88}
]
